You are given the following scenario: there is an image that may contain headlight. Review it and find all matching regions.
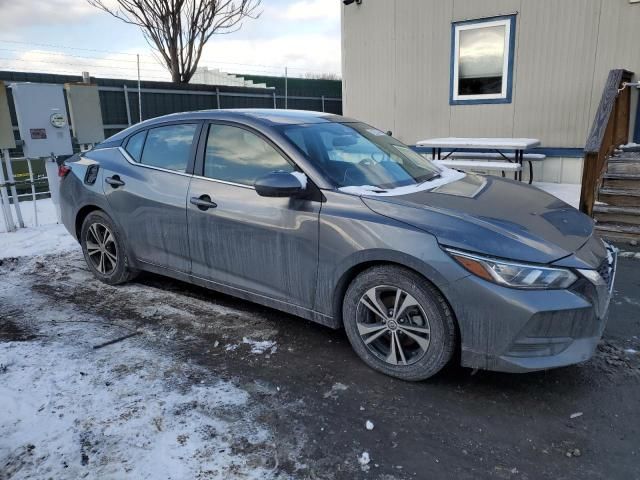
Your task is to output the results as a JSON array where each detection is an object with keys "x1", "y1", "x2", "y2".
[{"x1": 446, "y1": 248, "x2": 577, "y2": 289}]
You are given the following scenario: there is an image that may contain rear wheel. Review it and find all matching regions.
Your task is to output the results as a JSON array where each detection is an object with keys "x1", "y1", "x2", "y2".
[
  {"x1": 342, "y1": 265, "x2": 456, "y2": 381},
  {"x1": 81, "y1": 211, "x2": 137, "y2": 285}
]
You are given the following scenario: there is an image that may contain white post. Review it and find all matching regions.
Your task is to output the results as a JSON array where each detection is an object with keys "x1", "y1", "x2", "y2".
[
  {"x1": 123, "y1": 84, "x2": 132, "y2": 126},
  {"x1": 3, "y1": 149, "x2": 24, "y2": 228},
  {"x1": 26, "y1": 157, "x2": 38, "y2": 227},
  {"x1": 0, "y1": 191, "x2": 11, "y2": 232},
  {"x1": 0, "y1": 156, "x2": 15, "y2": 232},
  {"x1": 137, "y1": 54, "x2": 142, "y2": 122},
  {"x1": 44, "y1": 155, "x2": 62, "y2": 223}
]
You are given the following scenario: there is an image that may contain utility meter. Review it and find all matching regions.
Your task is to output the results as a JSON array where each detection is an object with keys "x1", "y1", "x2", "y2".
[{"x1": 11, "y1": 83, "x2": 73, "y2": 158}]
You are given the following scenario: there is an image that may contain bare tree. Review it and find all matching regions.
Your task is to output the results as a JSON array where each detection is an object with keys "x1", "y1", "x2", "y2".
[{"x1": 86, "y1": 0, "x2": 261, "y2": 83}]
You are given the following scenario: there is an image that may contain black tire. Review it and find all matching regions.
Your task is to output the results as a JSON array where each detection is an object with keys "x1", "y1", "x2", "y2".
[
  {"x1": 342, "y1": 265, "x2": 456, "y2": 381},
  {"x1": 80, "y1": 210, "x2": 138, "y2": 285}
]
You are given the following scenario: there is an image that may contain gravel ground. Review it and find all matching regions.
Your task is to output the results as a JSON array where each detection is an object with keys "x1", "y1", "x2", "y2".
[{"x1": 1, "y1": 247, "x2": 639, "y2": 479}]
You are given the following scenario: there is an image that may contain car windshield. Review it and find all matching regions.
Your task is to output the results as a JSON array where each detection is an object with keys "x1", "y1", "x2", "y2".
[{"x1": 279, "y1": 122, "x2": 442, "y2": 189}]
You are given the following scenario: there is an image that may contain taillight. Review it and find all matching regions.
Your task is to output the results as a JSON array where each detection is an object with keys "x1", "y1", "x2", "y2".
[{"x1": 58, "y1": 164, "x2": 71, "y2": 178}]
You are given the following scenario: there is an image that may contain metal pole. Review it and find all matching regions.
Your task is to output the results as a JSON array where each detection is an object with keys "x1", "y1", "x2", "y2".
[
  {"x1": 273, "y1": 91, "x2": 277, "y2": 109},
  {"x1": 137, "y1": 54, "x2": 142, "y2": 122},
  {"x1": 215, "y1": 87, "x2": 221, "y2": 109},
  {"x1": 3, "y1": 149, "x2": 24, "y2": 227},
  {"x1": 0, "y1": 190, "x2": 12, "y2": 233},
  {"x1": 26, "y1": 157, "x2": 38, "y2": 227},
  {"x1": 0, "y1": 154, "x2": 15, "y2": 232},
  {"x1": 284, "y1": 66, "x2": 288, "y2": 110},
  {"x1": 123, "y1": 84, "x2": 132, "y2": 126},
  {"x1": 44, "y1": 154, "x2": 62, "y2": 223},
  {"x1": 321, "y1": 95, "x2": 325, "y2": 113}
]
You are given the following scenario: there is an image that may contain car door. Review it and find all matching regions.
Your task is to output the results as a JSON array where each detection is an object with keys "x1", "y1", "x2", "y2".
[
  {"x1": 103, "y1": 122, "x2": 201, "y2": 273},
  {"x1": 187, "y1": 122, "x2": 320, "y2": 309}
]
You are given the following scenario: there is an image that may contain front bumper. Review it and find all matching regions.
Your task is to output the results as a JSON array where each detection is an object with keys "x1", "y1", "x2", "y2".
[{"x1": 450, "y1": 244, "x2": 617, "y2": 373}]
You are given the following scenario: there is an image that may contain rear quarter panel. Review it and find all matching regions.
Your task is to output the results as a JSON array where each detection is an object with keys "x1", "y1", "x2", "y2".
[{"x1": 60, "y1": 154, "x2": 111, "y2": 240}]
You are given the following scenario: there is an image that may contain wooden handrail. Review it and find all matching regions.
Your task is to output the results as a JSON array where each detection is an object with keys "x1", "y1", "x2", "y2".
[{"x1": 580, "y1": 69, "x2": 634, "y2": 215}]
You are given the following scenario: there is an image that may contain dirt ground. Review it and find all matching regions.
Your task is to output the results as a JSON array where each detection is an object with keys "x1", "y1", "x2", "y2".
[{"x1": 1, "y1": 247, "x2": 639, "y2": 479}]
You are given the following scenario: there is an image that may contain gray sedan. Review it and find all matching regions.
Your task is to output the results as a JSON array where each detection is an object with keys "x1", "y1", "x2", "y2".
[{"x1": 59, "y1": 109, "x2": 616, "y2": 380}]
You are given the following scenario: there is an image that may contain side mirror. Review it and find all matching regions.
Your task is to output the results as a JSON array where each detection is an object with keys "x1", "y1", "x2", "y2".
[{"x1": 254, "y1": 171, "x2": 305, "y2": 198}]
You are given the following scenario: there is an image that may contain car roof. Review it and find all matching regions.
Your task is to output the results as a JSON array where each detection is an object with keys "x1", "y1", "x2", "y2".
[{"x1": 103, "y1": 109, "x2": 357, "y2": 145}]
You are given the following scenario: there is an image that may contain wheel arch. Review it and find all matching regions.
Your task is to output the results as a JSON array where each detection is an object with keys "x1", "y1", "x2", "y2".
[
  {"x1": 331, "y1": 254, "x2": 459, "y2": 330},
  {"x1": 75, "y1": 204, "x2": 103, "y2": 240}
]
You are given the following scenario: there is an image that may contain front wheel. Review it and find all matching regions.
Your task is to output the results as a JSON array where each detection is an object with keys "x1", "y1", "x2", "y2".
[
  {"x1": 342, "y1": 265, "x2": 457, "y2": 381},
  {"x1": 81, "y1": 210, "x2": 138, "y2": 285}
]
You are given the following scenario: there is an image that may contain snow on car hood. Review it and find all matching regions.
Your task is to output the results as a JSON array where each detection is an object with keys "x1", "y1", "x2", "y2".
[
  {"x1": 359, "y1": 174, "x2": 596, "y2": 265},
  {"x1": 338, "y1": 166, "x2": 466, "y2": 196}
]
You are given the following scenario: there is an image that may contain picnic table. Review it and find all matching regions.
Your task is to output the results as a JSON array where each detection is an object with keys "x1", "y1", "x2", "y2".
[{"x1": 416, "y1": 137, "x2": 542, "y2": 184}]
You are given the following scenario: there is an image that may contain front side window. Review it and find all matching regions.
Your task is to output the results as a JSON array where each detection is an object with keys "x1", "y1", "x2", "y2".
[
  {"x1": 451, "y1": 15, "x2": 516, "y2": 104},
  {"x1": 139, "y1": 124, "x2": 198, "y2": 172},
  {"x1": 281, "y1": 122, "x2": 441, "y2": 189},
  {"x1": 204, "y1": 124, "x2": 294, "y2": 185}
]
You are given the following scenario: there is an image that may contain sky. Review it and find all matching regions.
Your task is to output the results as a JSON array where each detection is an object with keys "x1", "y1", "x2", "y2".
[{"x1": 0, "y1": 0, "x2": 341, "y2": 81}]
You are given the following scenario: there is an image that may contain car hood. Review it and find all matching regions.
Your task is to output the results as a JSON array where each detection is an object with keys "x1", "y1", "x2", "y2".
[{"x1": 361, "y1": 174, "x2": 597, "y2": 265}]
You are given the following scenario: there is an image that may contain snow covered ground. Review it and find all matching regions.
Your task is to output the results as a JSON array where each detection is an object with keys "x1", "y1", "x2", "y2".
[
  {"x1": 532, "y1": 182, "x2": 581, "y2": 209},
  {"x1": 0, "y1": 198, "x2": 78, "y2": 259},
  {"x1": 0, "y1": 253, "x2": 291, "y2": 479}
]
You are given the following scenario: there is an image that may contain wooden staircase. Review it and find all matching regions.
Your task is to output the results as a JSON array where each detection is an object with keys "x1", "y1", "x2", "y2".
[
  {"x1": 593, "y1": 149, "x2": 640, "y2": 242},
  {"x1": 579, "y1": 69, "x2": 640, "y2": 244}
]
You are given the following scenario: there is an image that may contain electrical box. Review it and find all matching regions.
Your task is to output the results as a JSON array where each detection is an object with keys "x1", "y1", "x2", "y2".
[
  {"x1": 0, "y1": 82, "x2": 15, "y2": 150},
  {"x1": 11, "y1": 83, "x2": 73, "y2": 158},
  {"x1": 65, "y1": 83, "x2": 105, "y2": 144}
]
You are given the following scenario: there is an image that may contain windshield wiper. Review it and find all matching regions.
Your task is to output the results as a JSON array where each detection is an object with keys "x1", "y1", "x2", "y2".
[{"x1": 417, "y1": 172, "x2": 441, "y2": 184}]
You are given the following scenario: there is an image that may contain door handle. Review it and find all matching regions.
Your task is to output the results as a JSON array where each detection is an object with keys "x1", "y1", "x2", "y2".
[
  {"x1": 190, "y1": 195, "x2": 217, "y2": 211},
  {"x1": 105, "y1": 176, "x2": 125, "y2": 188}
]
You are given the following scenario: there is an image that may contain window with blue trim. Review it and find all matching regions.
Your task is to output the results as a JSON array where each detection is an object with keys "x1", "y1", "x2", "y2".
[{"x1": 450, "y1": 15, "x2": 516, "y2": 105}]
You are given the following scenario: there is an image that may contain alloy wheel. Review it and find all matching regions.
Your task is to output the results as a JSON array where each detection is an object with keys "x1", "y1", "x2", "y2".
[
  {"x1": 85, "y1": 222, "x2": 118, "y2": 275},
  {"x1": 356, "y1": 285, "x2": 431, "y2": 366}
]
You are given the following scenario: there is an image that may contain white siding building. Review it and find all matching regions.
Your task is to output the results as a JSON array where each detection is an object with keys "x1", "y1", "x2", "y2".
[
  {"x1": 341, "y1": 0, "x2": 640, "y2": 183},
  {"x1": 191, "y1": 67, "x2": 271, "y2": 89}
]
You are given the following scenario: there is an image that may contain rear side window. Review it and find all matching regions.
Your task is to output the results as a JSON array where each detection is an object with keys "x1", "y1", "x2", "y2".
[
  {"x1": 204, "y1": 124, "x2": 294, "y2": 185},
  {"x1": 139, "y1": 124, "x2": 198, "y2": 172},
  {"x1": 125, "y1": 130, "x2": 146, "y2": 162}
]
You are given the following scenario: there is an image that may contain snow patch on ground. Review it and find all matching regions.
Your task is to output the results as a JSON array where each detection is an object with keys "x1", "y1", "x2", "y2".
[
  {"x1": 358, "y1": 451, "x2": 371, "y2": 471},
  {"x1": 0, "y1": 198, "x2": 59, "y2": 233},
  {"x1": 0, "y1": 198, "x2": 78, "y2": 259},
  {"x1": 323, "y1": 382, "x2": 349, "y2": 399},
  {"x1": 0, "y1": 224, "x2": 78, "y2": 259},
  {"x1": 243, "y1": 337, "x2": 278, "y2": 355},
  {"x1": 0, "y1": 335, "x2": 272, "y2": 479},
  {"x1": 532, "y1": 182, "x2": 581, "y2": 209},
  {"x1": 0, "y1": 256, "x2": 287, "y2": 479},
  {"x1": 619, "y1": 251, "x2": 640, "y2": 260}
]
